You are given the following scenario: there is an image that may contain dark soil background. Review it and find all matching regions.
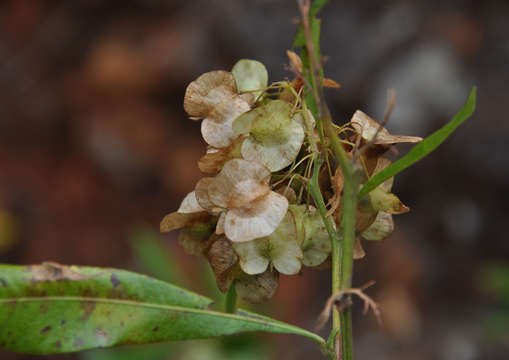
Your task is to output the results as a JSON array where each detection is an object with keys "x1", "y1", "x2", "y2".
[{"x1": 1, "y1": 0, "x2": 508, "y2": 359}]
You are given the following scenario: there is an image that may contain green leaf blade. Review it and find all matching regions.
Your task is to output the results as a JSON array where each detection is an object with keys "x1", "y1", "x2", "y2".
[
  {"x1": 310, "y1": 0, "x2": 328, "y2": 17},
  {"x1": 0, "y1": 264, "x2": 324, "y2": 354},
  {"x1": 358, "y1": 86, "x2": 477, "y2": 199},
  {"x1": 0, "y1": 263, "x2": 211, "y2": 309}
]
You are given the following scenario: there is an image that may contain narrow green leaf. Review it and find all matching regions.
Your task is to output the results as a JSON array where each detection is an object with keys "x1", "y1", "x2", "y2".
[
  {"x1": 310, "y1": 0, "x2": 329, "y2": 17},
  {"x1": 0, "y1": 263, "x2": 324, "y2": 354},
  {"x1": 358, "y1": 87, "x2": 477, "y2": 199},
  {"x1": 292, "y1": 0, "x2": 328, "y2": 47},
  {"x1": 292, "y1": 25, "x2": 305, "y2": 48},
  {"x1": 296, "y1": 17, "x2": 322, "y2": 119}
]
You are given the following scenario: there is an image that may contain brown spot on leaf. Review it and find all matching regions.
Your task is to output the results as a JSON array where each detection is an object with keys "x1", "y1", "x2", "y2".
[
  {"x1": 152, "y1": 326, "x2": 159, "y2": 332},
  {"x1": 73, "y1": 338, "x2": 84, "y2": 347},
  {"x1": 40, "y1": 326, "x2": 51, "y2": 334},
  {"x1": 95, "y1": 328, "x2": 110, "y2": 343},
  {"x1": 80, "y1": 301, "x2": 96, "y2": 321},
  {"x1": 110, "y1": 272, "x2": 121, "y2": 288},
  {"x1": 30, "y1": 262, "x2": 102, "y2": 283},
  {"x1": 40, "y1": 302, "x2": 50, "y2": 314}
]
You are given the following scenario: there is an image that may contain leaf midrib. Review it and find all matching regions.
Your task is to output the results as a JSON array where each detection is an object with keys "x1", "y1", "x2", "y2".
[{"x1": 0, "y1": 296, "x2": 325, "y2": 346}]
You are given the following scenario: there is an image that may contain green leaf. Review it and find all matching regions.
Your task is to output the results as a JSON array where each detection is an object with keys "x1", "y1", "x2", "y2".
[
  {"x1": 358, "y1": 87, "x2": 477, "y2": 199},
  {"x1": 83, "y1": 342, "x2": 173, "y2": 360},
  {"x1": 0, "y1": 263, "x2": 325, "y2": 354},
  {"x1": 310, "y1": 0, "x2": 328, "y2": 17},
  {"x1": 292, "y1": 0, "x2": 328, "y2": 47},
  {"x1": 295, "y1": 18, "x2": 322, "y2": 119}
]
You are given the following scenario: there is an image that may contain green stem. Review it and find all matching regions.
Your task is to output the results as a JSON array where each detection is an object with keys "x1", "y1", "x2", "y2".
[
  {"x1": 309, "y1": 157, "x2": 342, "y2": 333},
  {"x1": 297, "y1": 1, "x2": 359, "y2": 357},
  {"x1": 323, "y1": 109, "x2": 360, "y2": 360},
  {"x1": 340, "y1": 310, "x2": 353, "y2": 359},
  {"x1": 225, "y1": 284, "x2": 237, "y2": 313}
]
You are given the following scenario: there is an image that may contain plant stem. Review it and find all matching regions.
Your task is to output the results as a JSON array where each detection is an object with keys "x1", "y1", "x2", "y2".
[
  {"x1": 225, "y1": 284, "x2": 237, "y2": 313},
  {"x1": 322, "y1": 109, "x2": 360, "y2": 360},
  {"x1": 309, "y1": 157, "x2": 342, "y2": 333},
  {"x1": 297, "y1": 1, "x2": 360, "y2": 358},
  {"x1": 340, "y1": 310, "x2": 353, "y2": 360}
]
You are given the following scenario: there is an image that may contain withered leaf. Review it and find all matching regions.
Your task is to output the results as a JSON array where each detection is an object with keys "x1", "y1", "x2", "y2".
[{"x1": 286, "y1": 50, "x2": 303, "y2": 74}]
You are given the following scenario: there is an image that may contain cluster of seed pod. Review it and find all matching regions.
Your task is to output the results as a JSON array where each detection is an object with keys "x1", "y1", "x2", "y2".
[{"x1": 161, "y1": 57, "x2": 422, "y2": 303}]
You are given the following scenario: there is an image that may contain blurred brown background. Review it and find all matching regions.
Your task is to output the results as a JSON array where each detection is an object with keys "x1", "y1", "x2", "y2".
[{"x1": 1, "y1": 0, "x2": 508, "y2": 359}]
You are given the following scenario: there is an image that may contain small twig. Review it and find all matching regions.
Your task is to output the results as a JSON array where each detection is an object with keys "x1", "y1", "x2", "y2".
[
  {"x1": 314, "y1": 280, "x2": 381, "y2": 331},
  {"x1": 353, "y1": 89, "x2": 397, "y2": 161}
]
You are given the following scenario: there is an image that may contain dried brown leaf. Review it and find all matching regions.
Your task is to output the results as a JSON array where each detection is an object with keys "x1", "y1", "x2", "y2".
[
  {"x1": 286, "y1": 50, "x2": 303, "y2": 74},
  {"x1": 323, "y1": 78, "x2": 341, "y2": 88}
]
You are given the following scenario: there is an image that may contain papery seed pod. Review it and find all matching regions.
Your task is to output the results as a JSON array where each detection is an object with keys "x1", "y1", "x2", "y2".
[
  {"x1": 177, "y1": 191, "x2": 205, "y2": 213},
  {"x1": 207, "y1": 159, "x2": 271, "y2": 208},
  {"x1": 178, "y1": 219, "x2": 217, "y2": 256},
  {"x1": 231, "y1": 59, "x2": 268, "y2": 99},
  {"x1": 275, "y1": 185, "x2": 297, "y2": 204},
  {"x1": 301, "y1": 210, "x2": 332, "y2": 267},
  {"x1": 207, "y1": 159, "x2": 288, "y2": 243},
  {"x1": 361, "y1": 211, "x2": 394, "y2": 241},
  {"x1": 232, "y1": 212, "x2": 302, "y2": 275},
  {"x1": 197, "y1": 137, "x2": 244, "y2": 174},
  {"x1": 289, "y1": 205, "x2": 332, "y2": 267},
  {"x1": 233, "y1": 100, "x2": 305, "y2": 171},
  {"x1": 234, "y1": 270, "x2": 279, "y2": 304},
  {"x1": 369, "y1": 187, "x2": 409, "y2": 215},
  {"x1": 224, "y1": 192, "x2": 288, "y2": 243},
  {"x1": 206, "y1": 236, "x2": 238, "y2": 292},
  {"x1": 184, "y1": 69, "x2": 253, "y2": 149},
  {"x1": 195, "y1": 178, "x2": 216, "y2": 211},
  {"x1": 351, "y1": 110, "x2": 422, "y2": 145},
  {"x1": 184, "y1": 71, "x2": 237, "y2": 118}
]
